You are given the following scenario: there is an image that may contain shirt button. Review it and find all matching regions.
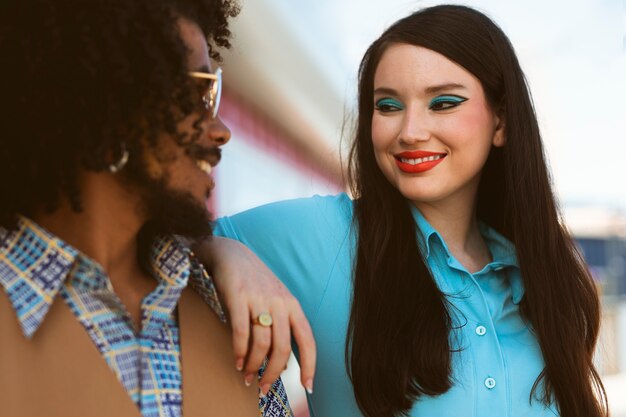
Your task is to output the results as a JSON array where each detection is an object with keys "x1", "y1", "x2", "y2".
[
  {"x1": 475, "y1": 325, "x2": 487, "y2": 336},
  {"x1": 484, "y1": 377, "x2": 496, "y2": 389}
]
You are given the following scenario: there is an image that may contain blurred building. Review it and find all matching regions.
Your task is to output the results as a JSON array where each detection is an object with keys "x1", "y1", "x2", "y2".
[
  {"x1": 210, "y1": 3, "x2": 347, "y2": 415},
  {"x1": 211, "y1": 2, "x2": 346, "y2": 219},
  {"x1": 565, "y1": 207, "x2": 626, "y2": 379},
  {"x1": 563, "y1": 207, "x2": 626, "y2": 415},
  {"x1": 567, "y1": 207, "x2": 626, "y2": 300}
]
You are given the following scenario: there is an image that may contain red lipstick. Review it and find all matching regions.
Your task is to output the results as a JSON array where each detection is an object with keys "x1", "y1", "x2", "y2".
[{"x1": 394, "y1": 150, "x2": 446, "y2": 174}]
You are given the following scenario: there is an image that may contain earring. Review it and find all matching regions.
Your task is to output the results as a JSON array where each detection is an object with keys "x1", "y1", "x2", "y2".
[{"x1": 108, "y1": 143, "x2": 129, "y2": 173}]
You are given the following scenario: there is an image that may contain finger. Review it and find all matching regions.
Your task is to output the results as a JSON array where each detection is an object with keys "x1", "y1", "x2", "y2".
[
  {"x1": 290, "y1": 304, "x2": 316, "y2": 394},
  {"x1": 258, "y1": 309, "x2": 291, "y2": 394},
  {"x1": 243, "y1": 315, "x2": 272, "y2": 385},
  {"x1": 228, "y1": 299, "x2": 251, "y2": 372}
]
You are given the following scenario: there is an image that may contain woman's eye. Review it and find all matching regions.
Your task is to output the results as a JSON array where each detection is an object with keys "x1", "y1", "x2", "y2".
[
  {"x1": 429, "y1": 95, "x2": 467, "y2": 111},
  {"x1": 375, "y1": 98, "x2": 404, "y2": 112}
]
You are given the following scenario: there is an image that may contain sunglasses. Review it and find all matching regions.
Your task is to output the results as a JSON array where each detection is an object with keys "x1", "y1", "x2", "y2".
[{"x1": 188, "y1": 67, "x2": 222, "y2": 119}]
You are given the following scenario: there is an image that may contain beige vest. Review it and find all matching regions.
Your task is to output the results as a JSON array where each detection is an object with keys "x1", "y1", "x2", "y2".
[{"x1": 0, "y1": 288, "x2": 259, "y2": 417}]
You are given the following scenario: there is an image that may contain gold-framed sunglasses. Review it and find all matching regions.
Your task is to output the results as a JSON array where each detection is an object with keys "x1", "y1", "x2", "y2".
[{"x1": 188, "y1": 67, "x2": 222, "y2": 119}]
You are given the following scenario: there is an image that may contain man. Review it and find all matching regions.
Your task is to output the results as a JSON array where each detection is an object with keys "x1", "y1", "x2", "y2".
[{"x1": 0, "y1": 0, "x2": 297, "y2": 415}]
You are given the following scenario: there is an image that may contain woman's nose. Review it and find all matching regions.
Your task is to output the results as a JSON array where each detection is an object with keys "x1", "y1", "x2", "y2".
[{"x1": 398, "y1": 111, "x2": 431, "y2": 144}]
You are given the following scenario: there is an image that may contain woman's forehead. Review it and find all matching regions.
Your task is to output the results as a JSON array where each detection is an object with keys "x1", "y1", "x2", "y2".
[{"x1": 373, "y1": 44, "x2": 478, "y2": 93}]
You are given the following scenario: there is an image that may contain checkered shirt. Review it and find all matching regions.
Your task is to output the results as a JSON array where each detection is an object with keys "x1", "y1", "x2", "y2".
[{"x1": 0, "y1": 216, "x2": 292, "y2": 417}]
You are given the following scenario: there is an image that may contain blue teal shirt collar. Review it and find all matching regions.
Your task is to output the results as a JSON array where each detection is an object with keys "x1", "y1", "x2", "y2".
[{"x1": 409, "y1": 205, "x2": 524, "y2": 304}]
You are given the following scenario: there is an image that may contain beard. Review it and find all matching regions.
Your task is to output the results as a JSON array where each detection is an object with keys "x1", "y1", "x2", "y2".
[
  {"x1": 139, "y1": 175, "x2": 212, "y2": 240},
  {"x1": 121, "y1": 149, "x2": 214, "y2": 271}
]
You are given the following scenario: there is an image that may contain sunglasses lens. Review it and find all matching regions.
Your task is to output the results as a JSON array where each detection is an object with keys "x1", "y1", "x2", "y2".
[
  {"x1": 189, "y1": 68, "x2": 222, "y2": 117},
  {"x1": 212, "y1": 68, "x2": 222, "y2": 118}
]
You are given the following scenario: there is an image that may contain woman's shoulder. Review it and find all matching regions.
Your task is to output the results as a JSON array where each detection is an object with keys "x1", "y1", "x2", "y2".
[
  {"x1": 213, "y1": 194, "x2": 354, "y2": 317},
  {"x1": 218, "y1": 193, "x2": 352, "y2": 231},
  {"x1": 213, "y1": 193, "x2": 353, "y2": 246},
  {"x1": 239, "y1": 192, "x2": 351, "y2": 214}
]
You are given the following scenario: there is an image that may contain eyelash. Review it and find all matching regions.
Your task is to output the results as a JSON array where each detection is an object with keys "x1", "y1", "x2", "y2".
[
  {"x1": 374, "y1": 98, "x2": 404, "y2": 113},
  {"x1": 428, "y1": 95, "x2": 467, "y2": 111},
  {"x1": 374, "y1": 95, "x2": 468, "y2": 113}
]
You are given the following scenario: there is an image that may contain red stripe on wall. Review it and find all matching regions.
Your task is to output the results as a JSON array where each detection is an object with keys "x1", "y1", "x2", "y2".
[{"x1": 207, "y1": 89, "x2": 341, "y2": 215}]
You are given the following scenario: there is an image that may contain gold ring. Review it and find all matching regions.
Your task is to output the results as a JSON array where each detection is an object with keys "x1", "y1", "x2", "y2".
[{"x1": 252, "y1": 312, "x2": 273, "y2": 328}]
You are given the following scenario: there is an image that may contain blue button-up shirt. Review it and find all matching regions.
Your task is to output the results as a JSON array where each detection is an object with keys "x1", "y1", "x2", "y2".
[
  {"x1": 0, "y1": 216, "x2": 291, "y2": 417},
  {"x1": 214, "y1": 193, "x2": 559, "y2": 417}
]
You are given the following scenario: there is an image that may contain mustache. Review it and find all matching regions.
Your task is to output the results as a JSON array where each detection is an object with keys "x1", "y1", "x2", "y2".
[{"x1": 187, "y1": 144, "x2": 221, "y2": 163}]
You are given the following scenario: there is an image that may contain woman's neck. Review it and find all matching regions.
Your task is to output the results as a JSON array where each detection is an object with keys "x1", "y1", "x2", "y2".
[{"x1": 414, "y1": 199, "x2": 492, "y2": 273}]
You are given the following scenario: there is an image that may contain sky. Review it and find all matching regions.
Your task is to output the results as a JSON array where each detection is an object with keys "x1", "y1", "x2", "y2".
[{"x1": 267, "y1": 0, "x2": 626, "y2": 209}]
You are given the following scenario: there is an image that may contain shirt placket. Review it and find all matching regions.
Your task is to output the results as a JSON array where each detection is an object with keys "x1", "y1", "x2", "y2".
[
  {"x1": 464, "y1": 267, "x2": 510, "y2": 417},
  {"x1": 138, "y1": 277, "x2": 185, "y2": 417},
  {"x1": 64, "y1": 258, "x2": 144, "y2": 404},
  {"x1": 437, "y1": 246, "x2": 509, "y2": 417}
]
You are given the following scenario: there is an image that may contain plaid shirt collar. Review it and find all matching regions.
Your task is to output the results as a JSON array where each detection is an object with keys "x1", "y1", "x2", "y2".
[{"x1": 0, "y1": 215, "x2": 223, "y2": 338}]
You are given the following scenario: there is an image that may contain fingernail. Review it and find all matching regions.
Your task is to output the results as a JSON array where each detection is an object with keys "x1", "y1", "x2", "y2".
[
  {"x1": 261, "y1": 384, "x2": 271, "y2": 397},
  {"x1": 244, "y1": 373, "x2": 254, "y2": 387},
  {"x1": 258, "y1": 388, "x2": 265, "y2": 399},
  {"x1": 305, "y1": 379, "x2": 314, "y2": 395},
  {"x1": 235, "y1": 358, "x2": 244, "y2": 372}
]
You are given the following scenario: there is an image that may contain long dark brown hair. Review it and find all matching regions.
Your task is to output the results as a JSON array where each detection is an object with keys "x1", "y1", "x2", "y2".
[{"x1": 347, "y1": 5, "x2": 607, "y2": 417}]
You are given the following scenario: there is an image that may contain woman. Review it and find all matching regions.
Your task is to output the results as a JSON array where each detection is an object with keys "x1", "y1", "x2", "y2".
[{"x1": 209, "y1": 5, "x2": 608, "y2": 417}]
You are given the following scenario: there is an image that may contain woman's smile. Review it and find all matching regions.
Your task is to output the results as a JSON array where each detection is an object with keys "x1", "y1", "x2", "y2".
[{"x1": 394, "y1": 150, "x2": 447, "y2": 173}]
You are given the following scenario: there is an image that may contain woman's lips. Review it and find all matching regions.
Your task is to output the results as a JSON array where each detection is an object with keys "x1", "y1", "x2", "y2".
[{"x1": 394, "y1": 151, "x2": 447, "y2": 173}]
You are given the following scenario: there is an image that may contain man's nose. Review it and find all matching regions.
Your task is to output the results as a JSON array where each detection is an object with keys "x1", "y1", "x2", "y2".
[{"x1": 206, "y1": 116, "x2": 231, "y2": 145}]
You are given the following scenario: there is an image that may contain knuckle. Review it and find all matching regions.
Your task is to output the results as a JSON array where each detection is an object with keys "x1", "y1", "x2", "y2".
[
  {"x1": 299, "y1": 343, "x2": 315, "y2": 356},
  {"x1": 232, "y1": 281, "x2": 246, "y2": 296},
  {"x1": 274, "y1": 343, "x2": 291, "y2": 357},
  {"x1": 255, "y1": 336, "x2": 271, "y2": 351},
  {"x1": 292, "y1": 306, "x2": 305, "y2": 317},
  {"x1": 282, "y1": 294, "x2": 297, "y2": 306},
  {"x1": 233, "y1": 324, "x2": 248, "y2": 338}
]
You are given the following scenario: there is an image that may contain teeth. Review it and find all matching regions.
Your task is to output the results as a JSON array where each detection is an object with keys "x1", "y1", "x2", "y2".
[
  {"x1": 399, "y1": 155, "x2": 444, "y2": 165},
  {"x1": 195, "y1": 160, "x2": 212, "y2": 175}
]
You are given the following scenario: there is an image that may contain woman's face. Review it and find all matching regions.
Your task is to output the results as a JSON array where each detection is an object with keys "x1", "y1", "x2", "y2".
[{"x1": 371, "y1": 43, "x2": 504, "y2": 211}]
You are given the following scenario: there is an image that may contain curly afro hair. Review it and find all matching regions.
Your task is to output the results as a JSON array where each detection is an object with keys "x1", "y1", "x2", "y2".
[{"x1": 0, "y1": 0, "x2": 239, "y2": 228}]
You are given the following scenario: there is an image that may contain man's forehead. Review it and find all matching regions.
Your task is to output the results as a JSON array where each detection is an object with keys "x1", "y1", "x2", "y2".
[{"x1": 177, "y1": 17, "x2": 210, "y2": 71}]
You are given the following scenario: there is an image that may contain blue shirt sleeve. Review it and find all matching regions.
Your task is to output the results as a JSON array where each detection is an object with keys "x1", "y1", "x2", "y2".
[{"x1": 213, "y1": 193, "x2": 353, "y2": 322}]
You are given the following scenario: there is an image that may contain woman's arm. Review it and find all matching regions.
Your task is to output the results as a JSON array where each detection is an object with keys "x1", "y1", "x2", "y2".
[{"x1": 193, "y1": 236, "x2": 316, "y2": 395}]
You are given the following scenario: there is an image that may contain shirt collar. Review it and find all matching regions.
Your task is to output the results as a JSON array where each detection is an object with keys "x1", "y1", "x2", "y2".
[
  {"x1": 0, "y1": 216, "x2": 222, "y2": 337},
  {"x1": 409, "y1": 205, "x2": 524, "y2": 304},
  {"x1": 409, "y1": 204, "x2": 442, "y2": 260},
  {"x1": 0, "y1": 216, "x2": 79, "y2": 337}
]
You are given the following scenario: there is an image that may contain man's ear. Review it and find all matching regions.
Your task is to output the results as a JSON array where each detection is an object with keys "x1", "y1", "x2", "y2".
[{"x1": 492, "y1": 115, "x2": 505, "y2": 148}]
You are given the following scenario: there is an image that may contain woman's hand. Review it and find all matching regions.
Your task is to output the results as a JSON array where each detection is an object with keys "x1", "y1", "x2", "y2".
[{"x1": 192, "y1": 236, "x2": 316, "y2": 396}]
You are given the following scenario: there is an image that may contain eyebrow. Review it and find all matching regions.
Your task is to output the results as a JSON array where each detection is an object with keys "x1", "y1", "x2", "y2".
[
  {"x1": 373, "y1": 83, "x2": 468, "y2": 96},
  {"x1": 424, "y1": 83, "x2": 467, "y2": 94},
  {"x1": 194, "y1": 64, "x2": 211, "y2": 73},
  {"x1": 373, "y1": 87, "x2": 399, "y2": 96}
]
